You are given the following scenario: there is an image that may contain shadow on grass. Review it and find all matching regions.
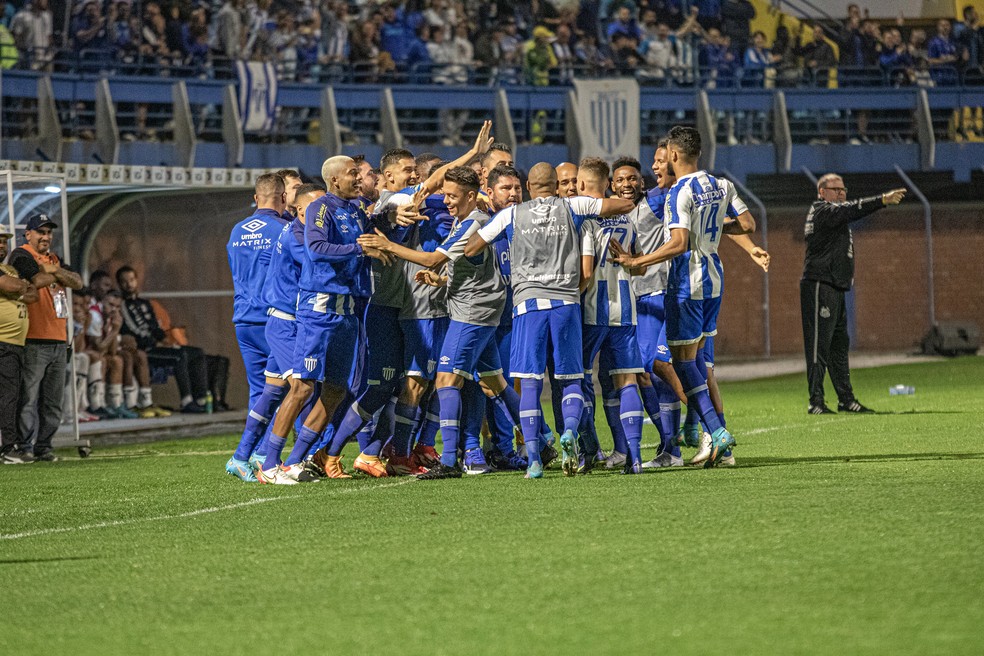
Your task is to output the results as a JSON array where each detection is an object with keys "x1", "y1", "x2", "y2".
[{"x1": 0, "y1": 555, "x2": 101, "y2": 565}]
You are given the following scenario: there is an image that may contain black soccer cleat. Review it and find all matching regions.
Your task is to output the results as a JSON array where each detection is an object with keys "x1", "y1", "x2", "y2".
[
  {"x1": 416, "y1": 462, "x2": 463, "y2": 480},
  {"x1": 838, "y1": 400, "x2": 875, "y2": 414},
  {"x1": 808, "y1": 404, "x2": 836, "y2": 415},
  {"x1": 540, "y1": 444, "x2": 559, "y2": 468}
]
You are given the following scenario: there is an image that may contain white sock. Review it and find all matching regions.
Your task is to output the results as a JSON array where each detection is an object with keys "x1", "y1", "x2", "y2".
[
  {"x1": 138, "y1": 387, "x2": 153, "y2": 408},
  {"x1": 88, "y1": 365, "x2": 105, "y2": 409},
  {"x1": 108, "y1": 384, "x2": 123, "y2": 408},
  {"x1": 124, "y1": 385, "x2": 138, "y2": 409}
]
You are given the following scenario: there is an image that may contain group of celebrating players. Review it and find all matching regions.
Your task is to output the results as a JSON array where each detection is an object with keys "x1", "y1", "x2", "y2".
[{"x1": 224, "y1": 121, "x2": 770, "y2": 484}]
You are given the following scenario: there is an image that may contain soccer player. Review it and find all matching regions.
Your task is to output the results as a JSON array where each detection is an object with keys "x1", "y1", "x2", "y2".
[
  {"x1": 575, "y1": 157, "x2": 649, "y2": 473},
  {"x1": 314, "y1": 123, "x2": 495, "y2": 476},
  {"x1": 556, "y1": 162, "x2": 578, "y2": 198},
  {"x1": 257, "y1": 157, "x2": 390, "y2": 483},
  {"x1": 478, "y1": 143, "x2": 514, "y2": 187},
  {"x1": 359, "y1": 166, "x2": 525, "y2": 478},
  {"x1": 464, "y1": 162, "x2": 634, "y2": 478},
  {"x1": 353, "y1": 155, "x2": 379, "y2": 207},
  {"x1": 225, "y1": 183, "x2": 325, "y2": 483},
  {"x1": 226, "y1": 174, "x2": 291, "y2": 410},
  {"x1": 275, "y1": 169, "x2": 303, "y2": 217},
  {"x1": 481, "y1": 165, "x2": 549, "y2": 470},
  {"x1": 611, "y1": 126, "x2": 755, "y2": 467}
]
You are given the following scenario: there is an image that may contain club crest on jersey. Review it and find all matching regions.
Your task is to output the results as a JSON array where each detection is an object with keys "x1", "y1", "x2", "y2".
[
  {"x1": 382, "y1": 367, "x2": 395, "y2": 381},
  {"x1": 427, "y1": 360, "x2": 436, "y2": 374},
  {"x1": 820, "y1": 306, "x2": 831, "y2": 319},
  {"x1": 304, "y1": 357, "x2": 318, "y2": 372},
  {"x1": 242, "y1": 218, "x2": 267, "y2": 233}
]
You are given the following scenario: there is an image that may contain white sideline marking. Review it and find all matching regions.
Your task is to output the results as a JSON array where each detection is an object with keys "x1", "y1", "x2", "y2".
[{"x1": 0, "y1": 478, "x2": 414, "y2": 541}]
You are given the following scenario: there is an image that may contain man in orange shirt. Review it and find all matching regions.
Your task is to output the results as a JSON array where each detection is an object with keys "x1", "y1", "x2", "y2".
[{"x1": 7, "y1": 214, "x2": 83, "y2": 462}]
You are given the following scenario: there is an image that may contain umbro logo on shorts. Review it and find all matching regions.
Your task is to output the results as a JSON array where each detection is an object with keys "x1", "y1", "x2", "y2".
[
  {"x1": 440, "y1": 356, "x2": 450, "y2": 364},
  {"x1": 304, "y1": 357, "x2": 318, "y2": 372},
  {"x1": 242, "y1": 219, "x2": 268, "y2": 233}
]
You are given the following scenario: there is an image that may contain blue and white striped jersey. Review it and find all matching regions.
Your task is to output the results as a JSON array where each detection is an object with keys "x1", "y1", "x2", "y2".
[
  {"x1": 580, "y1": 214, "x2": 637, "y2": 327},
  {"x1": 665, "y1": 171, "x2": 747, "y2": 300}
]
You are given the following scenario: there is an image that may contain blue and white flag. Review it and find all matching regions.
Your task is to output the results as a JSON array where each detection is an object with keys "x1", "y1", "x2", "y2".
[
  {"x1": 236, "y1": 61, "x2": 278, "y2": 133},
  {"x1": 572, "y1": 79, "x2": 640, "y2": 162}
]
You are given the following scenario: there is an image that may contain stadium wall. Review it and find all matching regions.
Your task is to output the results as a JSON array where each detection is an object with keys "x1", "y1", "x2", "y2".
[{"x1": 81, "y1": 194, "x2": 984, "y2": 405}]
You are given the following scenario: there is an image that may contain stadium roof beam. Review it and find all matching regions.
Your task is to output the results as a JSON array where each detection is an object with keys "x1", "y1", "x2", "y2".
[
  {"x1": 172, "y1": 81, "x2": 197, "y2": 169},
  {"x1": 95, "y1": 78, "x2": 120, "y2": 165},
  {"x1": 773, "y1": 91, "x2": 792, "y2": 173},
  {"x1": 494, "y1": 89, "x2": 517, "y2": 157},
  {"x1": 380, "y1": 87, "x2": 403, "y2": 150},
  {"x1": 695, "y1": 89, "x2": 715, "y2": 171},
  {"x1": 37, "y1": 76, "x2": 62, "y2": 163},
  {"x1": 915, "y1": 89, "x2": 935, "y2": 171},
  {"x1": 222, "y1": 84, "x2": 244, "y2": 168}
]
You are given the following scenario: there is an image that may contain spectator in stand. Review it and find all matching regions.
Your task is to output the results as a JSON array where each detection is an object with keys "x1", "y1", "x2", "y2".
[
  {"x1": 796, "y1": 24, "x2": 837, "y2": 87},
  {"x1": 743, "y1": 31, "x2": 779, "y2": 142},
  {"x1": 108, "y1": 0, "x2": 140, "y2": 63},
  {"x1": 349, "y1": 20, "x2": 381, "y2": 81},
  {"x1": 116, "y1": 266, "x2": 210, "y2": 414},
  {"x1": 927, "y1": 19, "x2": 962, "y2": 86},
  {"x1": 10, "y1": 0, "x2": 53, "y2": 70},
  {"x1": 611, "y1": 31, "x2": 641, "y2": 76},
  {"x1": 427, "y1": 23, "x2": 454, "y2": 83},
  {"x1": 575, "y1": 0, "x2": 600, "y2": 40},
  {"x1": 574, "y1": 30, "x2": 613, "y2": 76},
  {"x1": 695, "y1": 0, "x2": 722, "y2": 30},
  {"x1": 907, "y1": 27, "x2": 928, "y2": 64},
  {"x1": 0, "y1": 230, "x2": 38, "y2": 464},
  {"x1": 474, "y1": 20, "x2": 503, "y2": 82},
  {"x1": 498, "y1": 16, "x2": 522, "y2": 83},
  {"x1": 721, "y1": 0, "x2": 754, "y2": 56},
  {"x1": 880, "y1": 27, "x2": 913, "y2": 87},
  {"x1": 322, "y1": 1, "x2": 349, "y2": 72},
  {"x1": 639, "y1": 21, "x2": 677, "y2": 84},
  {"x1": 269, "y1": 10, "x2": 299, "y2": 80},
  {"x1": 700, "y1": 27, "x2": 734, "y2": 87},
  {"x1": 8, "y1": 214, "x2": 83, "y2": 462},
  {"x1": 606, "y1": 4, "x2": 642, "y2": 43},
  {"x1": 524, "y1": 25, "x2": 557, "y2": 85},
  {"x1": 380, "y1": 1, "x2": 414, "y2": 68},
  {"x1": 552, "y1": 22, "x2": 575, "y2": 83},
  {"x1": 243, "y1": 0, "x2": 273, "y2": 61},
  {"x1": 214, "y1": 0, "x2": 245, "y2": 63},
  {"x1": 956, "y1": 6, "x2": 982, "y2": 71},
  {"x1": 72, "y1": 0, "x2": 109, "y2": 51},
  {"x1": 0, "y1": 0, "x2": 15, "y2": 29},
  {"x1": 181, "y1": 5, "x2": 211, "y2": 75}
]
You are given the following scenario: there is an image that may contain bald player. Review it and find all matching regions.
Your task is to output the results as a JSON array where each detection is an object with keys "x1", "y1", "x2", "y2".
[
  {"x1": 258, "y1": 156, "x2": 390, "y2": 483},
  {"x1": 556, "y1": 162, "x2": 578, "y2": 198},
  {"x1": 465, "y1": 162, "x2": 634, "y2": 478}
]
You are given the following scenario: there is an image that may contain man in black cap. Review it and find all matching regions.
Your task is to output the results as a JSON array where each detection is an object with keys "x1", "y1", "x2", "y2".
[
  {"x1": 7, "y1": 214, "x2": 83, "y2": 461},
  {"x1": 801, "y1": 175, "x2": 906, "y2": 415},
  {"x1": 0, "y1": 230, "x2": 39, "y2": 464}
]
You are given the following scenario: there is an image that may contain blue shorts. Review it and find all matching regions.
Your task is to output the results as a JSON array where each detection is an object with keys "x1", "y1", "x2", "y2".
[
  {"x1": 234, "y1": 323, "x2": 269, "y2": 406},
  {"x1": 510, "y1": 305, "x2": 583, "y2": 380},
  {"x1": 636, "y1": 293, "x2": 671, "y2": 369},
  {"x1": 582, "y1": 324, "x2": 644, "y2": 376},
  {"x1": 365, "y1": 304, "x2": 404, "y2": 387},
  {"x1": 293, "y1": 294, "x2": 366, "y2": 387},
  {"x1": 438, "y1": 320, "x2": 502, "y2": 380},
  {"x1": 263, "y1": 314, "x2": 297, "y2": 379},
  {"x1": 494, "y1": 323, "x2": 512, "y2": 383},
  {"x1": 665, "y1": 296, "x2": 721, "y2": 346},
  {"x1": 703, "y1": 335, "x2": 715, "y2": 367},
  {"x1": 401, "y1": 317, "x2": 448, "y2": 380}
]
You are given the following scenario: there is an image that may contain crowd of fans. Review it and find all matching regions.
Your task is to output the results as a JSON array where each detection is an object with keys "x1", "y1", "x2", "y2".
[
  {"x1": 0, "y1": 219, "x2": 230, "y2": 464},
  {"x1": 1, "y1": 0, "x2": 983, "y2": 88}
]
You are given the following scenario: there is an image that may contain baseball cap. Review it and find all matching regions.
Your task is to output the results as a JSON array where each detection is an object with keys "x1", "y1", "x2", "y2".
[
  {"x1": 25, "y1": 214, "x2": 57, "y2": 231},
  {"x1": 533, "y1": 26, "x2": 556, "y2": 42},
  {"x1": 0, "y1": 231, "x2": 13, "y2": 239}
]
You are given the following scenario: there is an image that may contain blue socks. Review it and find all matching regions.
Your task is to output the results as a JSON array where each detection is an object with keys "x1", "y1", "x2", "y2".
[
  {"x1": 418, "y1": 393, "x2": 441, "y2": 448},
  {"x1": 284, "y1": 425, "x2": 320, "y2": 467},
  {"x1": 619, "y1": 384, "x2": 644, "y2": 465},
  {"x1": 437, "y1": 386, "x2": 461, "y2": 467},
  {"x1": 673, "y1": 359, "x2": 723, "y2": 436},
  {"x1": 654, "y1": 375, "x2": 681, "y2": 457},
  {"x1": 603, "y1": 394, "x2": 627, "y2": 455},
  {"x1": 263, "y1": 433, "x2": 288, "y2": 469},
  {"x1": 462, "y1": 381, "x2": 485, "y2": 453},
  {"x1": 560, "y1": 381, "x2": 584, "y2": 435},
  {"x1": 391, "y1": 401, "x2": 419, "y2": 457},
  {"x1": 233, "y1": 383, "x2": 287, "y2": 461},
  {"x1": 519, "y1": 378, "x2": 543, "y2": 465}
]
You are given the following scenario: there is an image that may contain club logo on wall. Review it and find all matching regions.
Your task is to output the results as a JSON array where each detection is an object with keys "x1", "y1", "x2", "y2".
[{"x1": 589, "y1": 91, "x2": 629, "y2": 155}]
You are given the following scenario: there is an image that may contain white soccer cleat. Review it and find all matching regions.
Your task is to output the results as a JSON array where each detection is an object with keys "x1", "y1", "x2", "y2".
[
  {"x1": 688, "y1": 432, "x2": 713, "y2": 466},
  {"x1": 257, "y1": 465, "x2": 299, "y2": 485},
  {"x1": 641, "y1": 452, "x2": 684, "y2": 469},
  {"x1": 603, "y1": 451, "x2": 627, "y2": 469},
  {"x1": 717, "y1": 453, "x2": 736, "y2": 467}
]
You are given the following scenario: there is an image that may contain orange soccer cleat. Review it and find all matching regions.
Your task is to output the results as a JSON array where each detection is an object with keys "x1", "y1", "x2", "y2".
[
  {"x1": 353, "y1": 455, "x2": 388, "y2": 478},
  {"x1": 323, "y1": 455, "x2": 353, "y2": 479}
]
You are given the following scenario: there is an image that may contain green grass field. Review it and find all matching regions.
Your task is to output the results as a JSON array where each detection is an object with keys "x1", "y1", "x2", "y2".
[{"x1": 2, "y1": 358, "x2": 983, "y2": 655}]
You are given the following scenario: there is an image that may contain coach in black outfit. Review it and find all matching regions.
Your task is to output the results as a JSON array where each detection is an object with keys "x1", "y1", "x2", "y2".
[{"x1": 801, "y1": 174, "x2": 906, "y2": 415}]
